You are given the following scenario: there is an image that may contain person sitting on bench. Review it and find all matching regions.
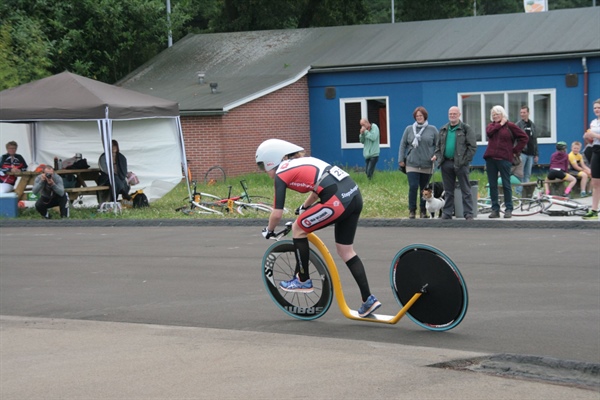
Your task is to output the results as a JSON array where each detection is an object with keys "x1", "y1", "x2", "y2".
[
  {"x1": 545, "y1": 141, "x2": 577, "y2": 198},
  {"x1": 98, "y1": 139, "x2": 131, "y2": 201},
  {"x1": 568, "y1": 141, "x2": 591, "y2": 197}
]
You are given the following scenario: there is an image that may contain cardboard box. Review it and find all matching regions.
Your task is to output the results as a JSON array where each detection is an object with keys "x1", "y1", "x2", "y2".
[{"x1": 0, "y1": 192, "x2": 18, "y2": 218}]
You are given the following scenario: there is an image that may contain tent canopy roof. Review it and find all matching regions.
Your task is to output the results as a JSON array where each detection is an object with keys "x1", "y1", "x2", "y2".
[{"x1": 0, "y1": 71, "x2": 180, "y2": 122}]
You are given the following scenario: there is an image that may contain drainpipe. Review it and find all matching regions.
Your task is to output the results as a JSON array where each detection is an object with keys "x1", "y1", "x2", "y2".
[{"x1": 583, "y1": 57, "x2": 588, "y2": 136}]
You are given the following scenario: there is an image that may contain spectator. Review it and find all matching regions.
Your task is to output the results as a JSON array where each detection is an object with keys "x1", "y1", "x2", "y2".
[
  {"x1": 483, "y1": 105, "x2": 528, "y2": 219},
  {"x1": 516, "y1": 105, "x2": 539, "y2": 190},
  {"x1": 256, "y1": 139, "x2": 381, "y2": 318},
  {"x1": 359, "y1": 118, "x2": 380, "y2": 180},
  {"x1": 0, "y1": 141, "x2": 28, "y2": 193},
  {"x1": 582, "y1": 98, "x2": 600, "y2": 219},
  {"x1": 545, "y1": 142, "x2": 577, "y2": 197},
  {"x1": 32, "y1": 165, "x2": 69, "y2": 219},
  {"x1": 399, "y1": 106, "x2": 439, "y2": 219},
  {"x1": 568, "y1": 141, "x2": 591, "y2": 197},
  {"x1": 99, "y1": 139, "x2": 131, "y2": 201},
  {"x1": 433, "y1": 106, "x2": 477, "y2": 220}
]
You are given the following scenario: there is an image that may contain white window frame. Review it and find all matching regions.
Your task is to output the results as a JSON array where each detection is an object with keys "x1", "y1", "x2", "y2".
[
  {"x1": 340, "y1": 97, "x2": 390, "y2": 149},
  {"x1": 458, "y1": 89, "x2": 556, "y2": 145}
]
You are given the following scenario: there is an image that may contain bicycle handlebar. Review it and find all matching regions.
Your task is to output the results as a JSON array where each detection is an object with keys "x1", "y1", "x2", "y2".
[{"x1": 273, "y1": 221, "x2": 293, "y2": 240}]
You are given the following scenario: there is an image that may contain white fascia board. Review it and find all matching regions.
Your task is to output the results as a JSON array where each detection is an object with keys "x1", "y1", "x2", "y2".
[{"x1": 223, "y1": 67, "x2": 311, "y2": 112}]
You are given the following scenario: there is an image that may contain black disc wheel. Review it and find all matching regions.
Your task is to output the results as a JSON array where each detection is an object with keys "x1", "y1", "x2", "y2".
[{"x1": 390, "y1": 244, "x2": 468, "y2": 331}]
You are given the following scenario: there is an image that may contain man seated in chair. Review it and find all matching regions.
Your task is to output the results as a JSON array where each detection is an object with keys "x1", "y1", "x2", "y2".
[{"x1": 98, "y1": 139, "x2": 131, "y2": 201}]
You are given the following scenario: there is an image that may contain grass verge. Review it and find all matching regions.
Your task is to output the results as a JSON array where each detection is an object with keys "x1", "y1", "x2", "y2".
[{"x1": 14, "y1": 170, "x2": 490, "y2": 220}]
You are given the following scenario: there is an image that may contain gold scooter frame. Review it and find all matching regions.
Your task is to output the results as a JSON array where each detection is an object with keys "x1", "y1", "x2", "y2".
[{"x1": 307, "y1": 232, "x2": 424, "y2": 324}]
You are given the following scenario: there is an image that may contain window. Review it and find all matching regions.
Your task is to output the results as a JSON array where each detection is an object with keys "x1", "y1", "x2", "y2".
[
  {"x1": 459, "y1": 90, "x2": 556, "y2": 144},
  {"x1": 340, "y1": 97, "x2": 390, "y2": 148}
]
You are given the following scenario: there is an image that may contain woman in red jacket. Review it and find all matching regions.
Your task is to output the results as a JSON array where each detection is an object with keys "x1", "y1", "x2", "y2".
[{"x1": 484, "y1": 106, "x2": 528, "y2": 219}]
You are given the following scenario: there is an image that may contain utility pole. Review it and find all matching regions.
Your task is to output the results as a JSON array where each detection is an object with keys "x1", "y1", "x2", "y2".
[
  {"x1": 166, "y1": 0, "x2": 173, "y2": 47},
  {"x1": 391, "y1": 0, "x2": 395, "y2": 23},
  {"x1": 473, "y1": 0, "x2": 477, "y2": 16}
]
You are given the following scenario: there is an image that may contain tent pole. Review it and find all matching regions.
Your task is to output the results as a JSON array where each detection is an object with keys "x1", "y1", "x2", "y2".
[{"x1": 176, "y1": 117, "x2": 192, "y2": 201}]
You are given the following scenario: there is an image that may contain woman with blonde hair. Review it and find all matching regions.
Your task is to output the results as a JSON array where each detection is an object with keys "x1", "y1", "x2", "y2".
[{"x1": 483, "y1": 105, "x2": 528, "y2": 218}]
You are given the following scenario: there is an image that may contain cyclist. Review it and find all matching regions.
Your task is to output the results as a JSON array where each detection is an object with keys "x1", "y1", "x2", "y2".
[
  {"x1": 256, "y1": 139, "x2": 381, "y2": 318},
  {"x1": 545, "y1": 141, "x2": 577, "y2": 197}
]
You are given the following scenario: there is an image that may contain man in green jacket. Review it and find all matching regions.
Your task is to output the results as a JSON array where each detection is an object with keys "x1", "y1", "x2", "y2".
[
  {"x1": 433, "y1": 106, "x2": 477, "y2": 220},
  {"x1": 359, "y1": 118, "x2": 380, "y2": 180}
]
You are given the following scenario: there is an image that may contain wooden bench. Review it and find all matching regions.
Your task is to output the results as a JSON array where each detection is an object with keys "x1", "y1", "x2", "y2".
[
  {"x1": 65, "y1": 186, "x2": 110, "y2": 202},
  {"x1": 500, "y1": 180, "x2": 569, "y2": 198},
  {"x1": 543, "y1": 179, "x2": 567, "y2": 196}
]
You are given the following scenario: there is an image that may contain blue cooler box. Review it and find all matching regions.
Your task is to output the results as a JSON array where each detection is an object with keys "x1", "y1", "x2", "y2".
[{"x1": 0, "y1": 192, "x2": 18, "y2": 218}]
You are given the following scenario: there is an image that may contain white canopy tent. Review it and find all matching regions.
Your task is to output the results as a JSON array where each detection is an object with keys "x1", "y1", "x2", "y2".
[{"x1": 0, "y1": 72, "x2": 191, "y2": 205}]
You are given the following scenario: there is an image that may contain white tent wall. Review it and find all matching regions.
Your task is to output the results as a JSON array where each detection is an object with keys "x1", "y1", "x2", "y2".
[{"x1": 35, "y1": 119, "x2": 184, "y2": 203}]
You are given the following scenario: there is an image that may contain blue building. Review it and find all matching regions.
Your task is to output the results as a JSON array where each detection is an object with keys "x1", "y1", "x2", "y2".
[{"x1": 308, "y1": 57, "x2": 600, "y2": 168}]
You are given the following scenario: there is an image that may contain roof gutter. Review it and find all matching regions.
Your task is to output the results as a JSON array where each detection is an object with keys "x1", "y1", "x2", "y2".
[
  {"x1": 180, "y1": 109, "x2": 228, "y2": 117},
  {"x1": 308, "y1": 51, "x2": 600, "y2": 73},
  {"x1": 223, "y1": 67, "x2": 311, "y2": 111}
]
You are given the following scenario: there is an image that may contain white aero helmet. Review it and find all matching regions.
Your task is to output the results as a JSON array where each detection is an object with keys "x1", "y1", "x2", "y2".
[{"x1": 255, "y1": 139, "x2": 304, "y2": 172}]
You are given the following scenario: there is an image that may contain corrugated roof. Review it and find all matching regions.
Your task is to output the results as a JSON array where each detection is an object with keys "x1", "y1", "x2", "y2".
[{"x1": 117, "y1": 8, "x2": 600, "y2": 115}]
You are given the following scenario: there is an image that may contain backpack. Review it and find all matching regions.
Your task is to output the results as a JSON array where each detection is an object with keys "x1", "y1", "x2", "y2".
[{"x1": 130, "y1": 189, "x2": 149, "y2": 208}]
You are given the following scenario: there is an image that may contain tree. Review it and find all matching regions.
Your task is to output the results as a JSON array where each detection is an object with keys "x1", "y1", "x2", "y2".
[
  {"x1": 477, "y1": 0, "x2": 521, "y2": 15},
  {"x1": 398, "y1": 0, "x2": 472, "y2": 21},
  {"x1": 210, "y1": 0, "x2": 370, "y2": 32},
  {"x1": 0, "y1": 0, "x2": 184, "y2": 84},
  {"x1": 0, "y1": 11, "x2": 52, "y2": 90}
]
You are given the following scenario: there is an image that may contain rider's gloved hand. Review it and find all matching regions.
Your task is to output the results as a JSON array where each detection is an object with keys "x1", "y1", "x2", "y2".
[
  {"x1": 262, "y1": 227, "x2": 275, "y2": 239},
  {"x1": 295, "y1": 205, "x2": 306, "y2": 215}
]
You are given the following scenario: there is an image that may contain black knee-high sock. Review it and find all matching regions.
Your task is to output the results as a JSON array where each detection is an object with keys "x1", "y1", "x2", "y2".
[
  {"x1": 346, "y1": 255, "x2": 371, "y2": 302},
  {"x1": 293, "y1": 238, "x2": 310, "y2": 281}
]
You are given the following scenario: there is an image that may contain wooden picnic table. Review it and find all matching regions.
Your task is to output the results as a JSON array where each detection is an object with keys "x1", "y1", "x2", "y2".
[{"x1": 7, "y1": 168, "x2": 109, "y2": 202}]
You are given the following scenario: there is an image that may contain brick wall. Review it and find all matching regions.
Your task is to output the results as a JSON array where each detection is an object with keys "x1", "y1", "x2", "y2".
[{"x1": 182, "y1": 77, "x2": 310, "y2": 180}]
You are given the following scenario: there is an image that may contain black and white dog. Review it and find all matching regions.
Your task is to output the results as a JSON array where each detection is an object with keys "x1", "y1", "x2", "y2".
[{"x1": 422, "y1": 182, "x2": 445, "y2": 218}]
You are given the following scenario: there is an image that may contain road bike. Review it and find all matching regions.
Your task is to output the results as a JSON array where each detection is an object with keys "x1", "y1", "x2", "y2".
[
  {"x1": 176, "y1": 180, "x2": 273, "y2": 215},
  {"x1": 501, "y1": 179, "x2": 590, "y2": 217},
  {"x1": 261, "y1": 222, "x2": 469, "y2": 331}
]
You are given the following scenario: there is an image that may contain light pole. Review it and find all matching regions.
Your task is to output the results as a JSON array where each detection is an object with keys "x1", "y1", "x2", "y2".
[
  {"x1": 166, "y1": 0, "x2": 173, "y2": 47},
  {"x1": 391, "y1": 0, "x2": 395, "y2": 23}
]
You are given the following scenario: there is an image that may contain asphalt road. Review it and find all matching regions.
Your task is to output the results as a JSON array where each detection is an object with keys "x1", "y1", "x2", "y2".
[{"x1": 1, "y1": 224, "x2": 598, "y2": 364}]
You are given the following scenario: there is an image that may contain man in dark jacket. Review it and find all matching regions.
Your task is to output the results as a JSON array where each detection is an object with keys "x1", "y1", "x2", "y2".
[
  {"x1": 433, "y1": 106, "x2": 477, "y2": 220},
  {"x1": 32, "y1": 165, "x2": 69, "y2": 219},
  {"x1": 516, "y1": 105, "x2": 539, "y2": 189}
]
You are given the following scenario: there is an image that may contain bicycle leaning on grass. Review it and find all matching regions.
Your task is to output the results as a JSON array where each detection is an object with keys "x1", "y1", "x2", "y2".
[
  {"x1": 176, "y1": 180, "x2": 274, "y2": 215},
  {"x1": 261, "y1": 221, "x2": 469, "y2": 331}
]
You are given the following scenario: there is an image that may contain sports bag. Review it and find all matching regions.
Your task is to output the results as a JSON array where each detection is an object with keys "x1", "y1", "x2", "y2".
[{"x1": 130, "y1": 190, "x2": 149, "y2": 208}]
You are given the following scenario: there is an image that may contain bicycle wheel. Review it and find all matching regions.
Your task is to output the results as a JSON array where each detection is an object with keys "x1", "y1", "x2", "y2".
[
  {"x1": 562, "y1": 199, "x2": 590, "y2": 216},
  {"x1": 193, "y1": 201, "x2": 225, "y2": 215},
  {"x1": 204, "y1": 166, "x2": 226, "y2": 185},
  {"x1": 262, "y1": 240, "x2": 333, "y2": 320},
  {"x1": 503, "y1": 198, "x2": 545, "y2": 216},
  {"x1": 236, "y1": 202, "x2": 273, "y2": 215},
  {"x1": 199, "y1": 192, "x2": 222, "y2": 201},
  {"x1": 390, "y1": 244, "x2": 468, "y2": 331},
  {"x1": 499, "y1": 196, "x2": 523, "y2": 214}
]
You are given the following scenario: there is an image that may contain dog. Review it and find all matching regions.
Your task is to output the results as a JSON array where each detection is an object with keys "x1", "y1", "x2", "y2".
[{"x1": 422, "y1": 184, "x2": 445, "y2": 219}]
